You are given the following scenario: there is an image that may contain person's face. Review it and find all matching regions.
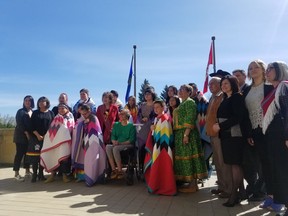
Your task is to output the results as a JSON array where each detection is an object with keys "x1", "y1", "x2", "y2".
[
  {"x1": 209, "y1": 80, "x2": 221, "y2": 94},
  {"x1": 221, "y1": 79, "x2": 232, "y2": 95},
  {"x1": 144, "y1": 92, "x2": 152, "y2": 101},
  {"x1": 80, "y1": 92, "x2": 88, "y2": 101},
  {"x1": 248, "y1": 62, "x2": 264, "y2": 80},
  {"x1": 167, "y1": 88, "x2": 175, "y2": 97},
  {"x1": 58, "y1": 106, "x2": 68, "y2": 116},
  {"x1": 111, "y1": 94, "x2": 117, "y2": 103},
  {"x1": 179, "y1": 86, "x2": 189, "y2": 99},
  {"x1": 102, "y1": 95, "x2": 110, "y2": 105},
  {"x1": 24, "y1": 98, "x2": 32, "y2": 109},
  {"x1": 81, "y1": 110, "x2": 91, "y2": 119},
  {"x1": 119, "y1": 111, "x2": 128, "y2": 122},
  {"x1": 169, "y1": 97, "x2": 177, "y2": 108},
  {"x1": 128, "y1": 97, "x2": 135, "y2": 106},
  {"x1": 233, "y1": 72, "x2": 246, "y2": 86},
  {"x1": 38, "y1": 99, "x2": 47, "y2": 110},
  {"x1": 154, "y1": 103, "x2": 164, "y2": 115},
  {"x1": 59, "y1": 94, "x2": 67, "y2": 103},
  {"x1": 265, "y1": 65, "x2": 276, "y2": 83}
]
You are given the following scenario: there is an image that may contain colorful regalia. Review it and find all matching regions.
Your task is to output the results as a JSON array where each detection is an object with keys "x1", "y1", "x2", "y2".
[
  {"x1": 173, "y1": 98, "x2": 207, "y2": 182},
  {"x1": 96, "y1": 104, "x2": 119, "y2": 144},
  {"x1": 144, "y1": 113, "x2": 176, "y2": 195},
  {"x1": 40, "y1": 112, "x2": 75, "y2": 172},
  {"x1": 71, "y1": 115, "x2": 106, "y2": 186}
]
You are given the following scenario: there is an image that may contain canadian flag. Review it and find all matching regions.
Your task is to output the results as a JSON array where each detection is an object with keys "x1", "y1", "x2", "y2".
[{"x1": 203, "y1": 42, "x2": 213, "y2": 94}]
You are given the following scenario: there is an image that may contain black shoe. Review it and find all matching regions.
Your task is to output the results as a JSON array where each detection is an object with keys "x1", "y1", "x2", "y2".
[
  {"x1": 38, "y1": 173, "x2": 46, "y2": 181},
  {"x1": 211, "y1": 189, "x2": 223, "y2": 195},
  {"x1": 222, "y1": 199, "x2": 240, "y2": 207},
  {"x1": 248, "y1": 194, "x2": 265, "y2": 202},
  {"x1": 31, "y1": 173, "x2": 37, "y2": 183}
]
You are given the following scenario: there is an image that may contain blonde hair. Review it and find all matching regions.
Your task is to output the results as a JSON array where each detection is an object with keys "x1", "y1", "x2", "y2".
[{"x1": 247, "y1": 59, "x2": 266, "y2": 84}]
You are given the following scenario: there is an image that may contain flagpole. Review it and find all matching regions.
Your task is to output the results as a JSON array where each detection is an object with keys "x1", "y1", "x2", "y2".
[
  {"x1": 133, "y1": 45, "x2": 137, "y2": 98},
  {"x1": 211, "y1": 36, "x2": 216, "y2": 73}
]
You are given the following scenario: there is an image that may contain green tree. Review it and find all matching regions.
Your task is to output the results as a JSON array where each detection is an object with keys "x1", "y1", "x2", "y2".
[
  {"x1": 160, "y1": 85, "x2": 169, "y2": 102},
  {"x1": 138, "y1": 79, "x2": 151, "y2": 104},
  {"x1": 0, "y1": 114, "x2": 16, "y2": 128}
]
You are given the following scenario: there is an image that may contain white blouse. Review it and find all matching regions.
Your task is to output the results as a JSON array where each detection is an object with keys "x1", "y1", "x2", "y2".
[{"x1": 245, "y1": 83, "x2": 264, "y2": 129}]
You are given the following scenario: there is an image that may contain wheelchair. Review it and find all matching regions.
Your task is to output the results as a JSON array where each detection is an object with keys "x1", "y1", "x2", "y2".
[{"x1": 105, "y1": 143, "x2": 138, "y2": 186}]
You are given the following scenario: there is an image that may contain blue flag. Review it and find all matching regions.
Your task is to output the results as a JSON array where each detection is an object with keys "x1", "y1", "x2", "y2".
[{"x1": 125, "y1": 55, "x2": 134, "y2": 103}]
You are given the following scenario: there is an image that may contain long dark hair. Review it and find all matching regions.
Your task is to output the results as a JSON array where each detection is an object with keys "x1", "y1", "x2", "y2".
[{"x1": 23, "y1": 95, "x2": 35, "y2": 109}]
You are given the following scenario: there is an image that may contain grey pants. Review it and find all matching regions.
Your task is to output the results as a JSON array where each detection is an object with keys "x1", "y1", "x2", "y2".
[{"x1": 106, "y1": 144, "x2": 133, "y2": 165}]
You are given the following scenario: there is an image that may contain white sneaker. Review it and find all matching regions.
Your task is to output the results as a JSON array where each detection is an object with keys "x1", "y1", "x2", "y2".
[{"x1": 14, "y1": 175, "x2": 24, "y2": 182}]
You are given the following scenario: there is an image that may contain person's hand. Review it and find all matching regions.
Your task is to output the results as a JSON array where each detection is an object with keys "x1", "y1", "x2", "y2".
[
  {"x1": 112, "y1": 140, "x2": 119, "y2": 145},
  {"x1": 285, "y1": 140, "x2": 288, "y2": 149},
  {"x1": 247, "y1": 138, "x2": 254, "y2": 146},
  {"x1": 37, "y1": 135, "x2": 43, "y2": 141},
  {"x1": 183, "y1": 136, "x2": 189, "y2": 145},
  {"x1": 142, "y1": 117, "x2": 148, "y2": 122},
  {"x1": 212, "y1": 123, "x2": 220, "y2": 132},
  {"x1": 150, "y1": 125, "x2": 156, "y2": 131}
]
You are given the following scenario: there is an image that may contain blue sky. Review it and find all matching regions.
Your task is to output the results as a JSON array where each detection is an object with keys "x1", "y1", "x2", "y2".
[{"x1": 1, "y1": 0, "x2": 288, "y2": 116}]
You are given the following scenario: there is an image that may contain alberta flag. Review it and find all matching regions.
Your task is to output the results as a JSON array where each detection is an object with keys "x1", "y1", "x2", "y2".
[{"x1": 125, "y1": 55, "x2": 134, "y2": 103}]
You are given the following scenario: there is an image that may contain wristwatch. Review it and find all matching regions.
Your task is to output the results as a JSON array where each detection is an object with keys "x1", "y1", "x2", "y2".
[{"x1": 184, "y1": 134, "x2": 188, "y2": 137}]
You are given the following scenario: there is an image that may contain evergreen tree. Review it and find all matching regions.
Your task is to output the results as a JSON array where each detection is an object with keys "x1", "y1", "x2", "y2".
[
  {"x1": 138, "y1": 79, "x2": 151, "y2": 104},
  {"x1": 160, "y1": 85, "x2": 169, "y2": 102}
]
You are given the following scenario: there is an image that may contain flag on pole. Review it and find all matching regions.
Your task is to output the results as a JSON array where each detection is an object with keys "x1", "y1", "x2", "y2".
[
  {"x1": 125, "y1": 55, "x2": 134, "y2": 103},
  {"x1": 203, "y1": 42, "x2": 213, "y2": 94}
]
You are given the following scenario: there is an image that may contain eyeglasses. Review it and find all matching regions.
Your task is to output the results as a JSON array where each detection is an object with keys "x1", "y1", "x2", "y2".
[{"x1": 266, "y1": 67, "x2": 274, "y2": 73}]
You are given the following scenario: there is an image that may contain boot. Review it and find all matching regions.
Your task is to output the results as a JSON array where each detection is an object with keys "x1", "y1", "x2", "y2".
[
  {"x1": 62, "y1": 174, "x2": 71, "y2": 183},
  {"x1": 44, "y1": 175, "x2": 55, "y2": 183}
]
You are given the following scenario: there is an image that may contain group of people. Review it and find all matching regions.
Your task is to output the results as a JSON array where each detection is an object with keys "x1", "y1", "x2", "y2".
[{"x1": 12, "y1": 60, "x2": 288, "y2": 215}]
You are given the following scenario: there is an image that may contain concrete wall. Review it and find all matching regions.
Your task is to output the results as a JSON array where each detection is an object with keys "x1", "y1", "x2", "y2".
[{"x1": 0, "y1": 128, "x2": 15, "y2": 165}]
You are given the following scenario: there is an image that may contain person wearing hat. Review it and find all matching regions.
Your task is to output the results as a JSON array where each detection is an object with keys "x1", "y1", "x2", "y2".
[
  {"x1": 209, "y1": 69, "x2": 231, "y2": 78},
  {"x1": 40, "y1": 103, "x2": 75, "y2": 183}
]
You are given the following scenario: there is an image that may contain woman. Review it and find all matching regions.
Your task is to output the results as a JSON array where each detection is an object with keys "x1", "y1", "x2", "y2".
[
  {"x1": 243, "y1": 60, "x2": 273, "y2": 201},
  {"x1": 137, "y1": 87, "x2": 156, "y2": 172},
  {"x1": 144, "y1": 100, "x2": 176, "y2": 195},
  {"x1": 27, "y1": 96, "x2": 54, "y2": 182},
  {"x1": 40, "y1": 103, "x2": 75, "y2": 183},
  {"x1": 165, "y1": 85, "x2": 178, "y2": 106},
  {"x1": 167, "y1": 95, "x2": 181, "y2": 123},
  {"x1": 173, "y1": 84, "x2": 207, "y2": 193},
  {"x1": 213, "y1": 76, "x2": 245, "y2": 207},
  {"x1": 124, "y1": 96, "x2": 138, "y2": 123},
  {"x1": 260, "y1": 61, "x2": 288, "y2": 214},
  {"x1": 96, "y1": 92, "x2": 119, "y2": 145},
  {"x1": 72, "y1": 104, "x2": 106, "y2": 186},
  {"x1": 106, "y1": 109, "x2": 136, "y2": 179},
  {"x1": 13, "y1": 95, "x2": 34, "y2": 181}
]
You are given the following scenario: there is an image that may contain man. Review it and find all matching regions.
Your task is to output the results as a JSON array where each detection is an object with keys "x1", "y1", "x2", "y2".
[
  {"x1": 111, "y1": 90, "x2": 124, "y2": 111},
  {"x1": 232, "y1": 69, "x2": 248, "y2": 92},
  {"x1": 206, "y1": 77, "x2": 232, "y2": 198}
]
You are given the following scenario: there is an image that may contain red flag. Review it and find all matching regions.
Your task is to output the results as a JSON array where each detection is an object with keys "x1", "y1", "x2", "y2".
[{"x1": 203, "y1": 42, "x2": 213, "y2": 94}]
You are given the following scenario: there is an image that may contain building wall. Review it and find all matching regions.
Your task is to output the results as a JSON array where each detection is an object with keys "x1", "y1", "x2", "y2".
[{"x1": 0, "y1": 128, "x2": 15, "y2": 165}]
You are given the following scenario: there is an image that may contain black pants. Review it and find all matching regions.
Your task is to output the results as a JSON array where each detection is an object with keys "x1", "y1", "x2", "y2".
[
  {"x1": 242, "y1": 127, "x2": 267, "y2": 197},
  {"x1": 13, "y1": 142, "x2": 30, "y2": 171}
]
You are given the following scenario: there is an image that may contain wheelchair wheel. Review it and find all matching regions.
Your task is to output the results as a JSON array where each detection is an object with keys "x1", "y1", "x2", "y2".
[{"x1": 126, "y1": 173, "x2": 134, "y2": 185}]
